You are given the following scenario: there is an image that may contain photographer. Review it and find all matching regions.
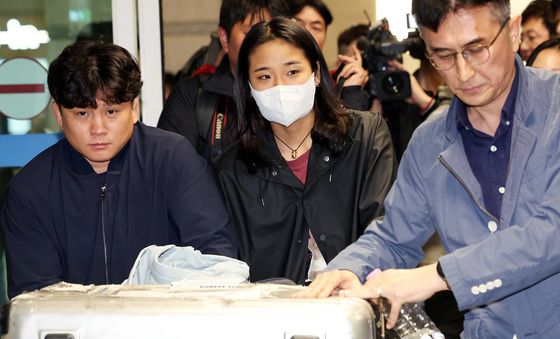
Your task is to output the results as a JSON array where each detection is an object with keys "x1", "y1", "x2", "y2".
[
  {"x1": 157, "y1": 0, "x2": 291, "y2": 161},
  {"x1": 383, "y1": 53, "x2": 451, "y2": 160},
  {"x1": 290, "y1": 0, "x2": 371, "y2": 111},
  {"x1": 346, "y1": 18, "x2": 450, "y2": 160},
  {"x1": 519, "y1": 0, "x2": 556, "y2": 62},
  {"x1": 337, "y1": 24, "x2": 383, "y2": 113}
]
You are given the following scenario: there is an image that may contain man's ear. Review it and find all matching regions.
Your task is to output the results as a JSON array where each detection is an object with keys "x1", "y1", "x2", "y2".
[
  {"x1": 218, "y1": 26, "x2": 229, "y2": 54},
  {"x1": 132, "y1": 97, "x2": 139, "y2": 123},
  {"x1": 51, "y1": 101, "x2": 64, "y2": 131},
  {"x1": 509, "y1": 15, "x2": 522, "y2": 52}
]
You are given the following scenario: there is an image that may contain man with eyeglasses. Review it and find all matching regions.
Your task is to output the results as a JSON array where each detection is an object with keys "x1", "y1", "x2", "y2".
[{"x1": 298, "y1": 1, "x2": 560, "y2": 337}]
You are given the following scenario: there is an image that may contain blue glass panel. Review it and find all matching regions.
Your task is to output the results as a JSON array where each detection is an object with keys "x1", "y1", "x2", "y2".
[{"x1": 0, "y1": 133, "x2": 63, "y2": 168}]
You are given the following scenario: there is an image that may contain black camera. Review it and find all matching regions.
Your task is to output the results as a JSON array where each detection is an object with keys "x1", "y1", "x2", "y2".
[{"x1": 358, "y1": 18, "x2": 424, "y2": 101}]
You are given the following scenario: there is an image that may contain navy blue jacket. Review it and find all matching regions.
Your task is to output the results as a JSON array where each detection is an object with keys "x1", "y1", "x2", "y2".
[{"x1": 1, "y1": 122, "x2": 237, "y2": 298}]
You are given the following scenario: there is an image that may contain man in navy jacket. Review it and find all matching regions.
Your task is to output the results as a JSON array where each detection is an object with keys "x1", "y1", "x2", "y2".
[{"x1": 0, "y1": 40, "x2": 237, "y2": 298}]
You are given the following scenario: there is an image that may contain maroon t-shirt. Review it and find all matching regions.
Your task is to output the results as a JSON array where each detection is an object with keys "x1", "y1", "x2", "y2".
[{"x1": 286, "y1": 149, "x2": 310, "y2": 184}]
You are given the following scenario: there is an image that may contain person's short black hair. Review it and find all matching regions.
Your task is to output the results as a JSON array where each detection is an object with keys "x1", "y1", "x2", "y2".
[
  {"x1": 219, "y1": 0, "x2": 291, "y2": 38},
  {"x1": 521, "y1": 0, "x2": 557, "y2": 38},
  {"x1": 412, "y1": 0, "x2": 510, "y2": 32},
  {"x1": 48, "y1": 40, "x2": 142, "y2": 109},
  {"x1": 289, "y1": 0, "x2": 333, "y2": 27},
  {"x1": 234, "y1": 17, "x2": 350, "y2": 167},
  {"x1": 526, "y1": 37, "x2": 560, "y2": 65},
  {"x1": 337, "y1": 24, "x2": 369, "y2": 53}
]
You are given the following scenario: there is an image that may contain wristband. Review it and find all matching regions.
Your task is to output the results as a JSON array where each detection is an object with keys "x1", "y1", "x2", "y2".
[{"x1": 419, "y1": 96, "x2": 435, "y2": 115}]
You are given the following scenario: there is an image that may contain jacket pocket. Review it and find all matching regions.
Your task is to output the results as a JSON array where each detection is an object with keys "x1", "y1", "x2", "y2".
[
  {"x1": 521, "y1": 160, "x2": 547, "y2": 184},
  {"x1": 518, "y1": 160, "x2": 549, "y2": 213}
]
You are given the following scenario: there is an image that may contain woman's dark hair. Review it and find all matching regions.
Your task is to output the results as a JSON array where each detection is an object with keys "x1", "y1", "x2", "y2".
[
  {"x1": 526, "y1": 37, "x2": 560, "y2": 66},
  {"x1": 48, "y1": 40, "x2": 142, "y2": 109},
  {"x1": 412, "y1": 0, "x2": 510, "y2": 32},
  {"x1": 234, "y1": 17, "x2": 350, "y2": 167}
]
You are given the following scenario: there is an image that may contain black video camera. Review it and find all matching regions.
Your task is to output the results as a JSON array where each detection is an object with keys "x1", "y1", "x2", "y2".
[{"x1": 358, "y1": 18, "x2": 424, "y2": 101}]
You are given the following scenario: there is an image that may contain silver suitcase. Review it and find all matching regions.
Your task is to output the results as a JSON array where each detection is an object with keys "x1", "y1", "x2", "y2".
[{"x1": 4, "y1": 282, "x2": 376, "y2": 339}]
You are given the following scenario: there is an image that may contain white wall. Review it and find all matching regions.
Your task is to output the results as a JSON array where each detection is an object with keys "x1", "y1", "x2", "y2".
[
  {"x1": 162, "y1": 0, "x2": 220, "y2": 74},
  {"x1": 511, "y1": 0, "x2": 534, "y2": 16}
]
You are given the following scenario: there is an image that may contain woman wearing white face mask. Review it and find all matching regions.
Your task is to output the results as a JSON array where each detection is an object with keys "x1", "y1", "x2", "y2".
[{"x1": 214, "y1": 17, "x2": 397, "y2": 284}]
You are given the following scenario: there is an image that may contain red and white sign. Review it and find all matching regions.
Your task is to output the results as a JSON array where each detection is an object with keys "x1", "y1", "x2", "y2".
[{"x1": 0, "y1": 57, "x2": 50, "y2": 120}]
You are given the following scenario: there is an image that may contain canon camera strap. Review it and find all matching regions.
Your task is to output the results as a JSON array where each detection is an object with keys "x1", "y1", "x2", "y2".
[{"x1": 210, "y1": 95, "x2": 229, "y2": 158}]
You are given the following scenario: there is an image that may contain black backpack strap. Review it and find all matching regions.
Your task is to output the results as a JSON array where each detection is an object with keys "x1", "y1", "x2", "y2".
[{"x1": 195, "y1": 82, "x2": 219, "y2": 140}]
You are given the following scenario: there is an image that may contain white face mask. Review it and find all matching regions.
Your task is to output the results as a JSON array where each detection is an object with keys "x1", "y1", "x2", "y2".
[{"x1": 249, "y1": 73, "x2": 317, "y2": 127}]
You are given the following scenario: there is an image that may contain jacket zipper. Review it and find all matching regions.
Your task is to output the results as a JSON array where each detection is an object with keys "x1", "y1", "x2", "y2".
[
  {"x1": 438, "y1": 155, "x2": 499, "y2": 222},
  {"x1": 100, "y1": 185, "x2": 109, "y2": 284}
]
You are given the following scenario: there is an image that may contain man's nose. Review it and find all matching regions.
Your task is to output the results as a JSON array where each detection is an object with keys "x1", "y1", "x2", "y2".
[
  {"x1": 519, "y1": 39, "x2": 529, "y2": 52},
  {"x1": 90, "y1": 113, "x2": 107, "y2": 135},
  {"x1": 454, "y1": 54, "x2": 476, "y2": 82}
]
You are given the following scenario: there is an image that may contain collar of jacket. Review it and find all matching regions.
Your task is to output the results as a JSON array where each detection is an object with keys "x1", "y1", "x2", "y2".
[
  {"x1": 443, "y1": 55, "x2": 533, "y2": 144},
  {"x1": 250, "y1": 128, "x2": 337, "y2": 189},
  {"x1": 438, "y1": 55, "x2": 538, "y2": 223},
  {"x1": 62, "y1": 123, "x2": 137, "y2": 175},
  {"x1": 201, "y1": 56, "x2": 234, "y2": 98}
]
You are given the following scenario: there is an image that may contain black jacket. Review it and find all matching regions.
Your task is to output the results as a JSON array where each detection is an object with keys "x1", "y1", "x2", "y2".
[
  {"x1": 1, "y1": 123, "x2": 237, "y2": 298},
  {"x1": 158, "y1": 57, "x2": 235, "y2": 161},
  {"x1": 213, "y1": 110, "x2": 397, "y2": 283},
  {"x1": 158, "y1": 57, "x2": 371, "y2": 162}
]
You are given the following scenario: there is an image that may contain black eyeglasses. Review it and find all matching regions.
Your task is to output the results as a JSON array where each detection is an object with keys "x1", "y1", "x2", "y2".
[{"x1": 426, "y1": 19, "x2": 510, "y2": 71}]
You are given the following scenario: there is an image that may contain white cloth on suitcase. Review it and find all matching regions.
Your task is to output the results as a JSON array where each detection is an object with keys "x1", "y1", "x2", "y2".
[{"x1": 124, "y1": 245, "x2": 249, "y2": 286}]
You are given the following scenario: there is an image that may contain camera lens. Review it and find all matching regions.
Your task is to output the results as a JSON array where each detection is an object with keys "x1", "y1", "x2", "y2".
[
  {"x1": 372, "y1": 71, "x2": 411, "y2": 101},
  {"x1": 381, "y1": 73, "x2": 405, "y2": 94}
]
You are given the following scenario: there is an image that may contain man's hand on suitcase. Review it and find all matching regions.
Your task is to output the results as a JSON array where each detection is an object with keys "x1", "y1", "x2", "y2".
[
  {"x1": 293, "y1": 269, "x2": 361, "y2": 298},
  {"x1": 337, "y1": 264, "x2": 448, "y2": 329}
]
